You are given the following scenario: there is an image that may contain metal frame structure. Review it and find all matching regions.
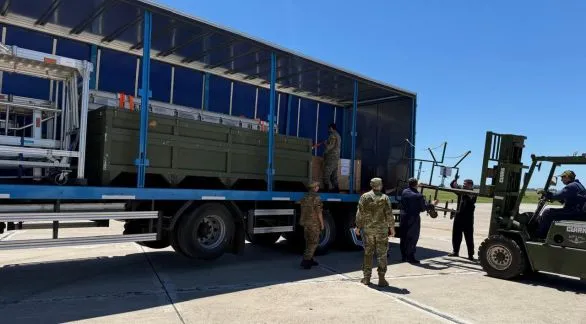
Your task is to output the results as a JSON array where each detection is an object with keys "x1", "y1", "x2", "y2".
[
  {"x1": 0, "y1": 41, "x2": 93, "y2": 183},
  {"x1": 0, "y1": 0, "x2": 417, "y2": 203}
]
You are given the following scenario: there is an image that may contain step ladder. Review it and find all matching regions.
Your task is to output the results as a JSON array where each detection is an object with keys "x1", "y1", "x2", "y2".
[{"x1": 0, "y1": 209, "x2": 160, "y2": 250}]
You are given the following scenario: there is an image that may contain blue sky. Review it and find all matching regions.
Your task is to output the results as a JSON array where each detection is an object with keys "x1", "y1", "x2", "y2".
[{"x1": 155, "y1": 0, "x2": 586, "y2": 189}]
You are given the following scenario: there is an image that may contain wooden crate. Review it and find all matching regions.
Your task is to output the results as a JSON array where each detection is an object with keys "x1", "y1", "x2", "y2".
[{"x1": 311, "y1": 156, "x2": 361, "y2": 192}]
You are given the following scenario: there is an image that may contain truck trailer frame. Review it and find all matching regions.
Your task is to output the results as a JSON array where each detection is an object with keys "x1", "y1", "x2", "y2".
[{"x1": 0, "y1": 0, "x2": 417, "y2": 260}]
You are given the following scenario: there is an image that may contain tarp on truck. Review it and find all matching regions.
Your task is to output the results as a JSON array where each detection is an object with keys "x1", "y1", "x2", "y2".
[{"x1": 0, "y1": 0, "x2": 417, "y2": 191}]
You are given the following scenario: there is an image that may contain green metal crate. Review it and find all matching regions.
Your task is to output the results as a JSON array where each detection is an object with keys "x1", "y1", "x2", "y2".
[{"x1": 85, "y1": 106, "x2": 312, "y2": 188}]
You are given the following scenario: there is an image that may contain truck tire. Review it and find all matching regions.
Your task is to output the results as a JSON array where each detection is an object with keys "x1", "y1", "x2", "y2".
[
  {"x1": 246, "y1": 232, "x2": 282, "y2": 246},
  {"x1": 336, "y1": 208, "x2": 361, "y2": 251},
  {"x1": 171, "y1": 235, "x2": 189, "y2": 257},
  {"x1": 315, "y1": 210, "x2": 336, "y2": 255},
  {"x1": 478, "y1": 235, "x2": 526, "y2": 280},
  {"x1": 176, "y1": 203, "x2": 235, "y2": 260}
]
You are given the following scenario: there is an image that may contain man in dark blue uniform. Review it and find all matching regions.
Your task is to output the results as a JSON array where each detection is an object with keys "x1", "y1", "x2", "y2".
[
  {"x1": 537, "y1": 170, "x2": 586, "y2": 238},
  {"x1": 399, "y1": 178, "x2": 438, "y2": 263},
  {"x1": 448, "y1": 178, "x2": 477, "y2": 261}
]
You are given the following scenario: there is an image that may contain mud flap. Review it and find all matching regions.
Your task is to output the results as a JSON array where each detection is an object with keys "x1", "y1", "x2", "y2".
[{"x1": 231, "y1": 223, "x2": 246, "y2": 255}]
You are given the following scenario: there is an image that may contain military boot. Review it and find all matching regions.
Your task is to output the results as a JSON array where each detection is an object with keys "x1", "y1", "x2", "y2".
[
  {"x1": 310, "y1": 258, "x2": 319, "y2": 266},
  {"x1": 378, "y1": 273, "x2": 389, "y2": 287},
  {"x1": 360, "y1": 277, "x2": 370, "y2": 285},
  {"x1": 300, "y1": 259, "x2": 312, "y2": 269}
]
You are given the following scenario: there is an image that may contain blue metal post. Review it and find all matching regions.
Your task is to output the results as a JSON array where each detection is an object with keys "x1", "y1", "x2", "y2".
[
  {"x1": 135, "y1": 10, "x2": 153, "y2": 188},
  {"x1": 203, "y1": 73, "x2": 210, "y2": 110},
  {"x1": 411, "y1": 96, "x2": 417, "y2": 178},
  {"x1": 286, "y1": 94, "x2": 292, "y2": 136},
  {"x1": 349, "y1": 80, "x2": 358, "y2": 193},
  {"x1": 336, "y1": 107, "x2": 348, "y2": 157},
  {"x1": 89, "y1": 45, "x2": 98, "y2": 90},
  {"x1": 266, "y1": 52, "x2": 277, "y2": 191}
]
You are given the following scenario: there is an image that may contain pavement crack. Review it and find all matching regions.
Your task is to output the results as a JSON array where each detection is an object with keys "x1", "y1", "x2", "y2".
[
  {"x1": 392, "y1": 296, "x2": 471, "y2": 324},
  {"x1": 0, "y1": 290, "x2": 165, "y2": 306},
  {"x1": 318, "y1": 262, "x2": 473, "y2": 324},
  {"x1": 0, "y1": 231, "x2": 19, "y2": 241},
  {"x1": 139, "y1": 246, "x2": 186, "y2": 324}
]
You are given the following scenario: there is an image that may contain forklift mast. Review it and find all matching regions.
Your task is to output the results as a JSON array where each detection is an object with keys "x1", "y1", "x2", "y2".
[{"x1": 479, "y1": 132, "x2": 527, "y2": 235}]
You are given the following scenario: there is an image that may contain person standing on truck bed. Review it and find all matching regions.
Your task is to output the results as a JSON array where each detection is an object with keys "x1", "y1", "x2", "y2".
[
  {"x1": 536, "y1": 170, "x2": 586, "y2": 238},
  {"x1": 298, "y1": 181, "x2": 325, "y2": 269},
  {"x1": 448, "y1": 177, "x2": 477, "y2": 261},
  {"x1": 354, "y1": 177, "x2": 395, "y2": 287},
  {"x1": 399, "y1": 178, "x2": 439, "y2": 264},
  {"x1": 323, "y1": 123, "x2": 341, "y2": 192}
]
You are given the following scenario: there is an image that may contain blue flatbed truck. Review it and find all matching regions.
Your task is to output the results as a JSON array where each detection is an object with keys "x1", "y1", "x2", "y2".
[{"x1": 0, "y1": 0, "x2": 417, "y2": 260}]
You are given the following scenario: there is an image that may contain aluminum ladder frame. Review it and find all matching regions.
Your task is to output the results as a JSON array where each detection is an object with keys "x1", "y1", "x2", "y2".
[{"x1": 0, "y1": 42, "x2": 94, "y2": 182}]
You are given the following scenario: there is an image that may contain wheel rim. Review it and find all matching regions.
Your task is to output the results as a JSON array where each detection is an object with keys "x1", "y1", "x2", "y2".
[
  {"x1": 486, "y1": 244, "x2": 513, "y2": 270},
  {"x1": 195, "y1": 214, "x2": 226, "y2": 249},
  {"x1": 318, "y1": 221, "x2": 330, "y2": 247}
]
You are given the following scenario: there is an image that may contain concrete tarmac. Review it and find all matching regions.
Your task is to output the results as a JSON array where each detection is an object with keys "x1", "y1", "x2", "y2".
[{"x1": 0, "y1": 203, "x2": 585, "y2": 323}]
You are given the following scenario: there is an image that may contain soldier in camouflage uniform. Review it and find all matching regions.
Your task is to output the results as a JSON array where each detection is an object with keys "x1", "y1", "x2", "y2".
[
  {"x1": 298, "y1": 181, "x2": 325, "y2": 269},
  {"x1": 354, "y1": 177, "x2": 395, "y2": 286},
  {"x1": 323, "y1": 123, "x2": 341, "y2": 192}
]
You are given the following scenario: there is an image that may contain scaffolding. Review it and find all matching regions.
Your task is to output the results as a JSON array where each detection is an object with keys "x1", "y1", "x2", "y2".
[{"x1": 0, "y1": 42, "x2": 93, "y2": 184}]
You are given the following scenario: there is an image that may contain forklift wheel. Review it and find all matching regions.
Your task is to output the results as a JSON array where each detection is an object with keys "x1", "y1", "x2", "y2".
[{"x1": 479, "y1": 235, "x2": 526, "y2": 280}]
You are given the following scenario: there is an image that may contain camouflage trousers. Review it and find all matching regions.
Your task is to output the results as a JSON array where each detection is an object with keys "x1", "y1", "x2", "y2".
[
  {"x1": 322, "y1": 159, "x2": 339, "y2": 191},
  {"x1": 303, "y1": 224, "x2": 321, "y2": 260},
  {"x1": 361, "y1": 231, "x2": 389, "y2": 278}
]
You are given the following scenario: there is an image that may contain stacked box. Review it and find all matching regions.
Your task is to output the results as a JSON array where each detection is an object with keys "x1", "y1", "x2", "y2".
[{"x1": 311, "y1": 156, "x2": 362, "y2": 192}]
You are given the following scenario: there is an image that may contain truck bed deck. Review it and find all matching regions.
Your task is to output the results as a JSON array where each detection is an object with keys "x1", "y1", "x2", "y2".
[{"x1": 0, "y1": 184, "x2": 363, "y2": 202}]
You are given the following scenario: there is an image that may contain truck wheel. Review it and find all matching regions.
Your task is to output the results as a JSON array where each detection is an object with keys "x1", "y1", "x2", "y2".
[
  {"x1": 176, "y1": 203, "x2": 235, "y2": 260},
  {"x1": 246, "y1": 232, "x2": 282, "y2": 246},
  {"x1": 478, "y1": 235, "x2": 526, "y2": 280},
  {"x1": 315, "y1": 210, "x2": 336, "y2": 255},
  {"x1": 336, "y1": 209, "x2": 361, "y2": 250}
]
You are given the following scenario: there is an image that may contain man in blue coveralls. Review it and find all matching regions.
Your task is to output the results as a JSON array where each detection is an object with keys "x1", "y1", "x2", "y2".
[
  {"x1": 537, "y1": 170, "x2": 586, "y2": 238},
  {"x1": 399, "y1": 178, "x2": 438, "y2": 263}
]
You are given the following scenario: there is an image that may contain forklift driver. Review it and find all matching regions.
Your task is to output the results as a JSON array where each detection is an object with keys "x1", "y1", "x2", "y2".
[{"x1": 536, "y1": 170, "x2": 586, "y2": 238}]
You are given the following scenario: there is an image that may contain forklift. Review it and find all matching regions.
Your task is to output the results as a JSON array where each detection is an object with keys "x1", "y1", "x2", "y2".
[
  {"x1": 412, "y1": 131, "x2": 586, "y2": 281},
  {"x1": 475, "y1": 131, "x2": 586, "y2": 280}
]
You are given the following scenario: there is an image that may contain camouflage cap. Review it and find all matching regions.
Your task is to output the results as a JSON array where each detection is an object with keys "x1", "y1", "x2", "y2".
[
  {"x1": 370, "y1": 177, "x2": 383, "y2": 188},
  {"x1": 308, "y1": 181, "x2": 320, "y2": 189},
  {"x1": 559, "y1": 170, "x2": 576, "y2": 179}
]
